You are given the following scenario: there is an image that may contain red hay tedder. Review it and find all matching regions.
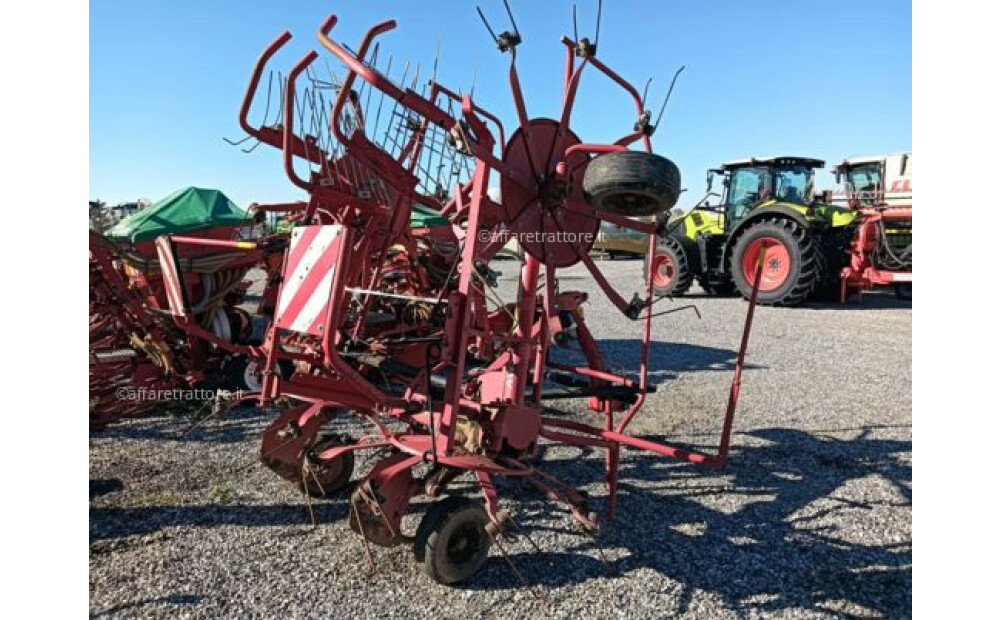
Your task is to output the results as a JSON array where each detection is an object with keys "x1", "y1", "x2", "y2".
[{"x1": 89, "y1": 2, "x2": 767, "y2": 585}]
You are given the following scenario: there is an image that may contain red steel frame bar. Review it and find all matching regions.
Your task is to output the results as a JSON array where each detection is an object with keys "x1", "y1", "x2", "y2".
[{"x1": 540, "y1": 246, "x2": 765, "y2": 481}]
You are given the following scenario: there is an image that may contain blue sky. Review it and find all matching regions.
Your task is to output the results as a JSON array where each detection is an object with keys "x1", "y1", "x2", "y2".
[{"x1": 90, "y1": 0, "x2": 911, "y2": 208}]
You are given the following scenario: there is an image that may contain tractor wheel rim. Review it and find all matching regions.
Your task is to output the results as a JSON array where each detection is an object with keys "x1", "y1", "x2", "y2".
[
  {"x1": 652, "y1": 253, "x2": 675, "y2": 288},
  {"x1": 743, "y1": 237, "x2": 792, "y2": 292}
]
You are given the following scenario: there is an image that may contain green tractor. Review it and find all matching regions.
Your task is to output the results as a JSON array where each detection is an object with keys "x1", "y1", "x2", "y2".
[{"x1": 646, "y1": 156, "x2": 856, "y2": 306}]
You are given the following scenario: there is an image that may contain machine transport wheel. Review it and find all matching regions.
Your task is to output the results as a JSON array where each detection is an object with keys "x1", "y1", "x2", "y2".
[
  {"x1": 414, "y1": 496, "x2": 493, "y2": 585},
  {"x1": 583, "y1": 151, "x2": 681, "y2": 216},
  {"x1": 895, "y1": 282, "x2": 912, "y2": 300},
  {"x1": 220, "y1": 339, "x2": 294, "y2": 392},
  {"x1": 729, "y1": 217, "x2": 819, "y2": 306},
  {"x1": 644, "y1": 237, "x2": 693, "y2": 296},
  {"x1": 300, "y1": 434, "x2": 355, "y2": 498}
]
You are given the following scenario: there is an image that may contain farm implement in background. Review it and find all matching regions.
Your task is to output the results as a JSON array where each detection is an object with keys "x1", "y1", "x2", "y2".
[
  {"x1": 833, "y1": 153, "x2": 912, "y2": 300},
  {"x1": 88, "y1": 188, "x2": 291, "y2": 428}
]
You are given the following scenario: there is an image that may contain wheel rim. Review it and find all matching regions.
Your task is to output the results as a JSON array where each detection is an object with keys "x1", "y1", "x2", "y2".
[
  {"x1": 303, "y1": 456, "x2": 347, "y2": 495},
  {"x1": 242, "y1": 360, "x2": 264, "y2": 391},
  {"x1": 447, "y1": 522, "x2": 486, "y2": 567},
  {"x1": 303, "y1": 435, "x2": 352, "y2": 495},
  {"x1": 652, "y1": 252, "x2": 675, "y2": 289},
  {"x1": 742, "y1": 237, "x2": 792, "y2": 292}
]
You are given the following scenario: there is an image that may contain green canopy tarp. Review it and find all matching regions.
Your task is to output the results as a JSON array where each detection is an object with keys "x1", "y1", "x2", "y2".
[
  {"x1": 107, "y1": 187, "x2": 248, "y2": 243},
  {"x1": 409, "y1": 203, "x2": 449, "y2": 229}
]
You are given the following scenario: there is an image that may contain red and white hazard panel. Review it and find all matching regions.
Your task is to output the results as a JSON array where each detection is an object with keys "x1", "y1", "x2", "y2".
[
  {"x1": 275, "y1": 224, "x2": 345, "y2": 336},
  {"x1": 155, "y1": 236, "x2": 186, "y2": 317}
]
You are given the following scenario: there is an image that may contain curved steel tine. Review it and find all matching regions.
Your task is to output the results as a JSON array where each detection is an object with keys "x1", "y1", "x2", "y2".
[
  {"x1": 223, "y1": 134, "x2": 253, "y2": 146},
  {"x1": 594, "y1": 0, "x2": 603, "y2": 48},
  {"x1": 653, "y1": 65, "x2": 686, "y2": 133},
  {"x1": 573, "y1": 3, "x2": 578, "y2": 42},
  {"x1": 226, "y1": 70, "x2": 278, "y2": 147},
  {"x1": 261, "y1": 71, "x2": 276, "y2": 127},
  {"x1": 502, "y1": 0, "x2": 521, "y2": 37},
  {"x1": 476, "y1": 5, "x2": 501, "y2": 46},
  {"x1": 241, "y1": 138, "x2": 263, "y2": 153}
]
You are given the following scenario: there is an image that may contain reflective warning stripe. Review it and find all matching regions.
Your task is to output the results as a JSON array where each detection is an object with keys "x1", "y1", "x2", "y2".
[
  {"x1": 275, "y1": 225, "x2": 344, "y2": 335},
  {"x1": 155, "y1": 237, "x2": 185, "y2": 316}
]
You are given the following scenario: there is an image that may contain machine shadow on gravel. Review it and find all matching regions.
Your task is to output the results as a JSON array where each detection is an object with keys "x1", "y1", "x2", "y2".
[
  {"x1": 91, "y1": 427, "x2": 910, "y2": 617},
  {"x1": 461, "y1": 427, "x2": 912, "y2": 618},
  {"x1": 90, "y1": 501, "x2": 352, "y2": 542},
  {"x1": 551, "y1": 340, "x2": 764, "y2": 388},
  {"x1": 803, "y1": 290, "x2": 912, "y2": 311},
  {"x1": 91, "y1": 405, "x2": 276, "y2": 444},
  {"x1": 90, "y1": 594, "x2": 205, "y2": 618}
]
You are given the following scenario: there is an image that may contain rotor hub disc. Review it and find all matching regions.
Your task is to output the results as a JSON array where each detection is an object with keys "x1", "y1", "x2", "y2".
[{"x1": 500, "y1": 119, "x2": 599, "y2": 267}]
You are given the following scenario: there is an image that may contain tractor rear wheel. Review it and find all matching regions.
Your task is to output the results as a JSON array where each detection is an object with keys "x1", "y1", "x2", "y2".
[
  {"x1": 645, "y1": 238, "x2": 693, "y2": 296},
  {"x1": 414, "y1": 496, "x2": 492, "y2": 585},
  {"x1": 730, "y1": 218, "x2": 819, "y2": 306},
  {"x1": 583, "y1": 151, "x2": 681, "y2": 216}
]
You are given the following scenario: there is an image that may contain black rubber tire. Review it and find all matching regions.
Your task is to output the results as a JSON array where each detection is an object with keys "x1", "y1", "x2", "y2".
[
  {"x1": 729, "y1": 218, "x2": 820, "y2": 306},
  {"x1": 645, "y1": 237, "x2": 693, "y2": 296},
  {"x1": 300, "y1": 434, "x2": 355, "y2": 498},
  {"x1": 413, "y1": 496, "x2": 492, "y2": 585},
  {"x1": 810, "y1": 240, "x2": 848, "y2": 302},
  {"x1": 697, "y1": 277, "x2": 737, "y2": 297},
  {"x1": 582, "y1": 151, "x2": 681, "y2": 217}
]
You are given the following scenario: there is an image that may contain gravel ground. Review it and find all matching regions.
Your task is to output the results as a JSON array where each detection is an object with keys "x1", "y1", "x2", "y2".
[{"x1": 90, "y1": 259, "x2": 911, "y2": 619}]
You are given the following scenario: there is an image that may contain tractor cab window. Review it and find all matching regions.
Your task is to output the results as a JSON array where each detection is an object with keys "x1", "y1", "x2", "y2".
[
  {"x1": 846, "y1": 164, "x2": 882, "y2": 202},
  {"x1": 773, "y1": 167, "x2": 813, "y2": 204},
  {"x1": 725, "y1": 167, "x2": 771, "y2": 223}
]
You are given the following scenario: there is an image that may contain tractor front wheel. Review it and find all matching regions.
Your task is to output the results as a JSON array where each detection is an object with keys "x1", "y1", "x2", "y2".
[
  {"x1": 730, "y1": 218, "x2": 819, "y2": 306},
  {"x1": 645, "y1": 238, "x2": 693, "y2": 296},
  {"x1": 414, "y1": 496, "x2": 492, "y2": 585}
]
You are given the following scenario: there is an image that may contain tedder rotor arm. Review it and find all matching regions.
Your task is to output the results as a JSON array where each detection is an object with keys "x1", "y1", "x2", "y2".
[
  {"x1": 237, "y1": 30, "x2": 335, "y2": 169},
  {"x1": 560, "y1": 35, "x2": 652, "y2": 152},
  {"x1": 238, "y1": 30, "x2": 291, "y2": 143},
  {"x1": 283, "y1": 51, "x2": 320, "y2": 191},
  {"x1": 317, "y1": 13, "x2": 532, "y2": 198},
  {"x1": 428, "y1": 81, "x2": 507, "y2": 158}
]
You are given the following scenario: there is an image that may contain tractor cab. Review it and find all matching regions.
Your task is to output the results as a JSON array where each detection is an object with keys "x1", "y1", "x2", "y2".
[
  {"x1": 833, "y1": 152, "x2": 912, "y2": 208},
  {"x1": 711, "y1": 156, "x2": 825, "y2": 231}
]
